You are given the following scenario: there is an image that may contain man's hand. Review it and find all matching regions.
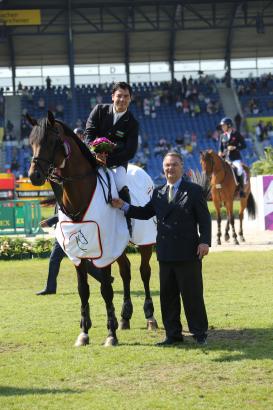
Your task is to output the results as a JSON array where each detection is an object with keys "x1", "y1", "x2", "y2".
[
  {"x1": 96, "y1": 152, "x2": 108, "y2": 166},
  {"x1": 227, "y1": 145, "x2": 236, "y2": 151},
  {"x1": 111, "y1": 198, "x2": 124, "y2": 208},
  {"x1": 197, "y1": 243, "x2": 209, "y2": 260},
  {"x1": 40, "y1": 220, "x2": 49, "y2": 228}
]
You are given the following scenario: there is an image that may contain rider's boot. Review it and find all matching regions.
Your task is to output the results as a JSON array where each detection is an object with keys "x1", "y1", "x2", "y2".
[
  {"x1": 118, "y1": 186, "x2": 133, "y2": 237},
  {"x1": 238, "y1": 174, "x2": 246, "y2": 198}
]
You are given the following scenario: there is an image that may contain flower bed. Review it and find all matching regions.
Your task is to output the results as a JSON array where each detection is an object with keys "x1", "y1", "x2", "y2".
[{"x1": 0, "y1": 237, "x2": 142, "y2": 260}]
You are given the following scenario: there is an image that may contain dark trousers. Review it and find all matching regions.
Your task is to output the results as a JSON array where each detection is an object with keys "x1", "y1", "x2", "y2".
[
  {"x1": 45, "y1": 239, "x2": 66, "y2": 292},
  {"x1": 159, "y1": 260, "x2": 208, "y2": 339}
]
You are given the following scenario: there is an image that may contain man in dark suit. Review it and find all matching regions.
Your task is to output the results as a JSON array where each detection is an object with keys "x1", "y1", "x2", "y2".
[
  {"x1": 112, "y1": 151, "x2": 211, "y2": 346},
  {"x1": 85, "y1": 82, "x2": 139, "y2": 235}
]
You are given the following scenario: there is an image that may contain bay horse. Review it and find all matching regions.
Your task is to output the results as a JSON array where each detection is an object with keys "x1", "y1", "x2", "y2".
[
  {"x1": 200, "y1": 149, "x2": 256, "y2": 245},
  {"x1": 27, "y1": 111, "x2": 157, "y2": 347}
]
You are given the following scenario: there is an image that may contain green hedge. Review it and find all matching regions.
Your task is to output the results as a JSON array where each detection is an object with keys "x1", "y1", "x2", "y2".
[{"x1": 0, "y1": 237, "x2": 141, "y2": 260}]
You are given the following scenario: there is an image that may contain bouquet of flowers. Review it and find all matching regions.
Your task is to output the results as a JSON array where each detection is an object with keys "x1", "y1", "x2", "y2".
[{"x1": 89, "y1": 137, "x2": 116, "y2": 153}]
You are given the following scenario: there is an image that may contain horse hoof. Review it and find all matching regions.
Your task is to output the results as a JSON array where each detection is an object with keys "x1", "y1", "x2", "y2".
[
  {"x1": 224, "y1": 235, "x2": 230, "y2": 242},
  {"x1": 104, "y1": 336, "x2": 118, "y2": 347},
  {"x1": 74, "y1": 332, "x2": 89, "y2": 347},
  {"x1": 240, "y1": 236, "x2": 245, "y2": 242},
  {"x1": 234, "y1": 239, "x2": 239, "y2": 245},
  {"x1": 147, "y1": 318, "x2": 158, "y2": 330},
  {"x1": 217, "y1": 240, "x2": 221, "y2": 245},
  {"x1": 119, "y1": 318, "x2": 130, "y2": 330}
]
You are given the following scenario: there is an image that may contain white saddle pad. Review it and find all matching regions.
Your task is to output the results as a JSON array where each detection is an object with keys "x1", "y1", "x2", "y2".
[
  {"x1": 127, "y1": 164, "x2": 156, "y2": 246},
  {"x1": 55, "y1": 165, "x2": 156, "y2": 267}
]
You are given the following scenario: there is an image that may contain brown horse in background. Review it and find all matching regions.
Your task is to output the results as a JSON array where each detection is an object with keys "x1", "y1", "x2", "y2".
[
  {"x1": 27, "y1": 111, "x2": 157, "y2": 348},
  {"x1": 200, "y1": 149, "x2": 256, "y2": 245}
]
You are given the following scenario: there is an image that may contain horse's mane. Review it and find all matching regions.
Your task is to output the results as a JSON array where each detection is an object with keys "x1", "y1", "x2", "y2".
[{"x1": 56, "y1": 120, "x2": 97, "y2": 168}]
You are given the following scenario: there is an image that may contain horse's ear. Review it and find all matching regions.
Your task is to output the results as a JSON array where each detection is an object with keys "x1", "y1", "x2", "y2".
[
  {"x1": 25, "y1": 113, "x2": 38, "y2": 126},
  {"x1": 47, "y1": 110, "x2": 55, "y2": 126}
]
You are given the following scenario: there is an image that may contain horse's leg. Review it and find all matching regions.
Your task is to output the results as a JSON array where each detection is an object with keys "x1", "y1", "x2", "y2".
[
  {"x1": 117, "y1": 252, "x2": 133, "y2": 330},
  {"x1": 75, "y1": 260, "x2": 91, "y2": 347},
  {"x1": 139, "y1": 245, "x2": 158, "y2": 330},
  {"x1": 100, "y1": 265, "x2": 118, "y2": 346},
  {"x1": 224, "y1": 219, "x2": 230, "y2": 242},
  {"x1": 238, "y1": 197, "x2": 247, "y2": 242},
  {"x1": 227, "y1": 202, "x2": 239, "y2": 245},
  {"x1": 214, "y1": 201, "x2": 222, "y2": 245}
]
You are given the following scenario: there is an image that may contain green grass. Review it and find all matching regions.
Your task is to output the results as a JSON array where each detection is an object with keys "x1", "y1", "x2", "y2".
[{"x1": 1, "y1": 252, "x2": 273, "y2": 409}]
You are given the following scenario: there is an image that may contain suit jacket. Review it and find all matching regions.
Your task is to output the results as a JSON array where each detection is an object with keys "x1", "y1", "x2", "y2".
[
  {"x1": 127, "y1": 179, "x2": 211, "y2": 262},
  {"x1": 85, "y1": 104, "x2": 139, "y2": 168},
  {"x1": 219, "y1": 130, "x2": 246, "y2": 161}
]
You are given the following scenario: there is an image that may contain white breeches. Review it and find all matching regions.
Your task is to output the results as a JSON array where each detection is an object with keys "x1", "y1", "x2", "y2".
[
  {"x1": 232, "y1": 160, "x2": 243, "y2": 176},
  {"x1": 111, "y1": 166, "x2": 128, "y2": 192}
]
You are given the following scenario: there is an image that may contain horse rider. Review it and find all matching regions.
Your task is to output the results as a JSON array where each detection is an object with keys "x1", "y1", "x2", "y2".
[
  {"x1": 84, "y1": 82, "x2": 139, "y2": 236},
  {"x1": 218, "y1": 117, "x2": 247, "y2": 197}
]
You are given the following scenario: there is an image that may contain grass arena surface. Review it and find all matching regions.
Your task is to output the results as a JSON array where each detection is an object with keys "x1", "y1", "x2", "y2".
[{"x1": 1, "y1": 251, "x2": 273, "y2": 409}]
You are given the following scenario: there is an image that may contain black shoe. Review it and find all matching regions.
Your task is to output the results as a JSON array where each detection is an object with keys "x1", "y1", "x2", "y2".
[
  {"x1": 193, "y1": 335, "x2": 207, "y2": 346},
  {"x1": 156, "y1": 336, "x2": 184, "y2": 346},
  {"x1": 36, "y1": 289, "x2": 56, "y2": 295}
]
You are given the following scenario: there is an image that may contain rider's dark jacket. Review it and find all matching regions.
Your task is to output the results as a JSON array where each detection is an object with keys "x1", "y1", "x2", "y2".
[
  {"x1": 84, "y1": 104, "x2": 139, "y2": 168},
  {"x1": 218, "y1": 130, "x2": 246, "y2": 161}
]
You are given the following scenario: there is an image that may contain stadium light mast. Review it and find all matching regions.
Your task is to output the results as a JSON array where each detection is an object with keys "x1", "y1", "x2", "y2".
[{"x1": 66, "y1": 0, "x2": 77, "y2": 127}]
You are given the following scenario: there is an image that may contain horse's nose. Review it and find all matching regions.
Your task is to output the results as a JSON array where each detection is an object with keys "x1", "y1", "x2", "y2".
[{"x1": 29, "y1": 168, "x2": 43, "y2": 185}]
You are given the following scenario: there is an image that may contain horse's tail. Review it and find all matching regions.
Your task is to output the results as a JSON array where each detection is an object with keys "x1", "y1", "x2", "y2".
[
  {"x1": 247, "y1": 192, "x2": 256, "y2": 219},
  {"x1": 40, "y1": 196, "x2": 57, "y2": 207},
  {"x1": 188, "y1": 169, "x2": 211, "y2": 199}
]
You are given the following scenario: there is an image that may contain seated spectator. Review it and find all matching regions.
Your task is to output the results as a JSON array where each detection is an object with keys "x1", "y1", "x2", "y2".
[
  {"x1": 266, "y1": 122, "x2": 273, "y2": 138},
  {"x1": 183, "y1": 130, "x2": 191, "y2": 144},
  {"x1": 175, "y1": 135, "x2": 184, "y2": 146},
  {"x1": 191, "y1": 132, "x2": 197, "y2": 149},
  {"x1": 55, "y1": 103, "x2": 64, "y2": 119},
  {"x1": 193, "y1": 102, "x2": 201, "y2": 116},
  {"x1": 182, "y1": 99, "x2": 190, "y2": 114},
  {"x1": 38, "y1": 97, "x2": 45, "y2": 110},
  {"x1": 206, "y1": 100, "x2": 214, "y2": 114},
  {"x1": 175, "y1": 97, "x2": 182, "y2": 112}
]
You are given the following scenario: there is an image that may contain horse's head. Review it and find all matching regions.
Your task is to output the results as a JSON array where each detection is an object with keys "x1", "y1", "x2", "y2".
[
  {"x1": 200, "y1": 150, "x2": 215, "y2": 176},
  {"x1": 27, "y1": 111, "x2": 69, "y2": 185}
]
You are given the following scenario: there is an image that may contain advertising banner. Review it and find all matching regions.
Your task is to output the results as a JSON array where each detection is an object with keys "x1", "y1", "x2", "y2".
[
  {"x1": 0, "y1": 10, "x2": 41, "y2": 26},
  {"x1": 263, "y1": 175, "x2": 273, "y2": 230}
]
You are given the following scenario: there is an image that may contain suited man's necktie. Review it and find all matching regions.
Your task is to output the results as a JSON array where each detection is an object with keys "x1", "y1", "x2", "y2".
[{"x1": 168, "y1": 185, "x2": 175, "y2": 203}]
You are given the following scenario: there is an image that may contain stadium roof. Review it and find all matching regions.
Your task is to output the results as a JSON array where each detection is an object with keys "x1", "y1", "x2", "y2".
[{"x1": 0, "y1": 0, "x2": 273, "y2": 68}]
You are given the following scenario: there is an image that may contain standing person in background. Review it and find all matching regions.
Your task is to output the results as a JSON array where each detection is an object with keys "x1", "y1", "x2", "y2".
[
  {"x1": 112, "y1": 151, "x2": 211, "y2": 346},
  {"x1": 46, "y1": 76, "x2": 52, "y2": 90},
  {"x1": 36, "y1": 214, "x2": 65, "y2": 295},
  {"x1": 84, "y1": 82, "x2": 139, "y2": 236}
]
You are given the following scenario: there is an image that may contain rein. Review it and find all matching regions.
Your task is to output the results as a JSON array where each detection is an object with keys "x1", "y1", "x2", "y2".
[{"x1": 208, "y1": 155, "x2": 227, "y2": 187}]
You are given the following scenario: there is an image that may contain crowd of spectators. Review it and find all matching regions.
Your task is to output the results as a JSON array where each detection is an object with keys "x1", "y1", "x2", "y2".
[
  {"x1": 236, "y1": 73, "x2": 273, "y2": 116},
  {"x1": 3, "y1": 74, "x2": 266, "y2": 181}
]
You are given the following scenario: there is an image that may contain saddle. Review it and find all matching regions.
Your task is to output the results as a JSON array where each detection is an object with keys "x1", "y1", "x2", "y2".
[{"x1": 226, "y1": 161, "x2": 249, "y2": 187}]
